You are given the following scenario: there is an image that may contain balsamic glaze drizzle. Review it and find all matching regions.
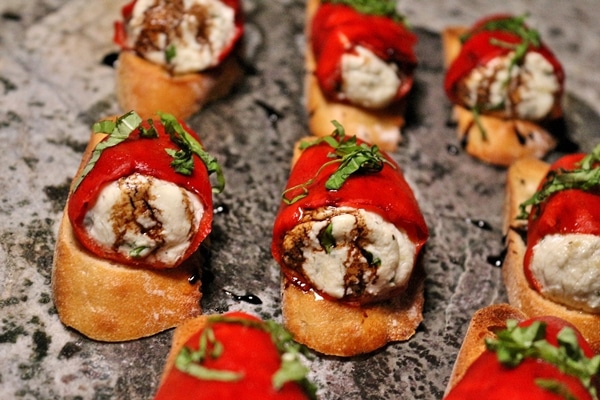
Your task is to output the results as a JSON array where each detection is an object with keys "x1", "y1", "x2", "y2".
[
  {"x1": 486, "y1": 248, "x2": 506, "y2": 268},
  {"x1": 466, "y1": 218, "x2": 493, "y2": 231},
  {"x1": 254, "y1": 99, "x2": 283, "y2": 128},
  {"x1": 213, "y1": 203, "x2": 230, "y2": 215},
  {"x1": 101, "y1": 52, "x2": 119, "y2": 68},
  {"x1": 223, "y1": 289, "x2": 263, "y2": 305}
]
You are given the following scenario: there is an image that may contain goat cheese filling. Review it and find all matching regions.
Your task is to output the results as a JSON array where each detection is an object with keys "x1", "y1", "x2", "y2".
[
  {"x1": 462, "y1": 51, "x2": 560, "y2": 120},
  {"x1": 127, "y1": 0, "x2": 237, "y2": 74},
  {"x1": 529, "y1": 233, "x2": 600, "y2": 313},
  {"x1": 281, "y1": 207, "x2": 416, "y2": 302},
  {"x1": 340, "y1": 45, "x2": 402, "y2": 109},
  {"x1": 84, "y1": 173, "x2": 204, "y2": 267}
]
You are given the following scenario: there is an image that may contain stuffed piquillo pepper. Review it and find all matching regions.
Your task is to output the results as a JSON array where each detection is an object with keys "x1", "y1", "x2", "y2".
[
  {"x1": 154, "y1": 312, "x2": 317, "y2": 400},
  {"x1": 52, "y1": 111, "x2": 224, "y2": 341},
  {"x1": 271, "y1": 122, "x2": 428, "y2": 356},
  {"x1": 442, "y1": 14, "x2": 565, "y2": 166},
  {"x1": 305, "y1": 0, "x2": 418, "y2": 151},
  {"x1": 445, "y1": 305, "x2": 600, "y2": 400}
]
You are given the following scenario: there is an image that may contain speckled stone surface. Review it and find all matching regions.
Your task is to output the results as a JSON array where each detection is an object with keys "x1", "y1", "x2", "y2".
[{"x1": 1, "y1": 1, "x2": 599, "y2": 399}]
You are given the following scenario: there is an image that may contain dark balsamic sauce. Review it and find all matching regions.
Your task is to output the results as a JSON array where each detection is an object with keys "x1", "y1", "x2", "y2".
[
  {"x1": 447, "y1": 144, "x2": 460, "y2": 156},
  {"x1": 188, "y1": 272, "x2": 201, "y2": 285},
  {"x1": 213, "y1": 203, "x2": 230, "y2": 215},
  {"x1": 466, "y1": 218, "x2": 493, "y2": 231},
  {"x1": 101, "y1": 52, "x2": 119, "y2": 68},
  {"x1": 223, "y1": 289, "x2": 263, "y2": 305},
  {"x1": 487, "y1": 248, "x2": 506, "y2": 268},
  {"x1": 254, "y1": 99, "x2": 283, "y2": 129}
]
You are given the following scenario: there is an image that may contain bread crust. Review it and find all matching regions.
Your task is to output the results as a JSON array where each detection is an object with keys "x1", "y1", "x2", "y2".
[
  {"x1": 502, "y1": 158, "x2": 600, "y2": 352},
  {"x1": 281, "y1": 265, "x2": 424, "y2": 357},
  {"x1": 442, "y1": 27, "x2": 558, "y2": 167},
  {"x1": 116, "y1": 50, "x2": 243, "y2": 120},
  {"x1": 304, "y1": 0, "x2": 407, "y2": 152},
  {"x1": 444, "y1": 304, "x2": 527, "y2": 395},
  {"x1": 52, "y1": 130, "x2": 203, "y2": 342}
]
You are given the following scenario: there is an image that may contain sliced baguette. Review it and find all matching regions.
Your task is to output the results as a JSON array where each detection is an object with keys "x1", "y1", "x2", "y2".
[
  {"x1": 52, "y1": 130, "x2": 203, "y2": 342},
  {"x1": 115, "y1": 50, "x2": 243, "y2": 120}
]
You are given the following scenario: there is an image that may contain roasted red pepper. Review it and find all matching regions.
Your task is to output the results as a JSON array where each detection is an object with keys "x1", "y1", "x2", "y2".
[
  {"x1": 523, "y1": 153, "x2": 600, "y2": 291},
  {"x1": 67, "y1": 115, "x2": 214, "y2": 269},
  {"x1": 271, "y1": 134, "x2": 429, "y2": 297},
  {"x1": 310, "y1": 2, "x2": 417, "y2": 105},
  {"x1": 444, "y1": 14, "x2": 565, "y2": 111},
  {"x1": 113, "y1": 0, "x2": 244, "y2": 66},
  {"x1": 445, "y1": 316, "x2": 598, "y2": 400},
  {"x1": 154, "y1": 312, "x2": 315, "y2": 400}
]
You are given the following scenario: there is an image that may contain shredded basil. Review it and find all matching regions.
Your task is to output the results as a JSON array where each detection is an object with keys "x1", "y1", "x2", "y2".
[
  {"x1": 518, "y1": 143, "x2": 600, "y2": 219},
  {"x1": 318, "y1": 223, "x2": 336, "y2": 254},
  {"x1": 485, "y1": 319, "x2": 600, "y2": 399},
  {"x1": 282, "y1": 121, "x2": 394, "y2": 204},
  {"x1": 72, "y1": 110, "x2": 142, "y2": 192},
  {"x1": 165, "y1": 44, "x2": 176, "y2": 64},
  {"x1": 324, "y1": 0, "x2": 405, "y2": 22},
  {"x1": 159, "y1": 112, "x2": 226, "y2": 194}
]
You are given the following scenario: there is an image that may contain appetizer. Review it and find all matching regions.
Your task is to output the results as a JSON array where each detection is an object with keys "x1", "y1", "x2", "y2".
[
  {"x1": 113, "y1": 0, "x2": 244, "y2": 120},
  {"x1": 305, "y1": 0, "x2": 418, "y2": 151},
  {"x1": 271, "y1": 122, "x2": 429, "y2": 356},
  {"x1": 503, "y1": 143, "x2": 600, "y2": 351},
  {"x1": 154, "y1": 311, "x2": 317, "y2": 399},
  {"x1": 443, "y1": 14, "x2": 565, "y2": 166},
  {"x1": 445, "y1": 304, "x2": 600, "y2": 399},
  {"x1": 52, "y1": 111, "x2": 224, "y2": 341}
]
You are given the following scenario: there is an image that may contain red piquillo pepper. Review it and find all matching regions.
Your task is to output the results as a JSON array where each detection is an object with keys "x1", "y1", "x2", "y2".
[
  {"x1": 271, "y1": 127, "x2": 429, "y2": 297},
  {"x1": 310, "y1": 2, "x2": 417, "y2": 105},
  {"x1": 153, "y1": 312, "x2": 316, "y2": 400},
  {"x1": 68, "y1": 112, "x2": 218, "y2": 269},
  {"x1": 445, "y1": 316, "x2": 600, "y2": 399},
  {"x1": 444, "y1": 14, "x2": 565, "y2": 111},
  {"x1": 522, "y1": 152, "x2": 600, "y2": 291},
  {"x1": 113, "y1": 0, "x2": 244, "y2": 66}
]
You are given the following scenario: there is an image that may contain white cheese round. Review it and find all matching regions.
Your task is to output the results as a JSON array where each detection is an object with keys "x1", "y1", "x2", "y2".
[
  {"x1": 340, "y1": 45, "x2": 401, "y2": 109},
  {"x1": 529, "y1": 233, "x2": 600, "y2": 312},
  {"x1": 463, "y1": 51, "x2": 560, "y2": 120},
  {"x1": 128, "y1": 0, "x2": 237, "y2": 74},
  {"x1": 286, "y1": 207, "x2": 416, "y2": 301},
  {"x1": 83, "y1": 173, "x2": 204, "y2": 267}
]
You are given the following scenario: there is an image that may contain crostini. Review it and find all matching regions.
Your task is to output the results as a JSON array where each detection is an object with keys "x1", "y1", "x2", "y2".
[
  {"x1": 271, "y1": 122, "x2": 429, "y2": 356},
  {"x1": 503, "y1": 144, "x2": 600, "y2": 351},
  {"x1": 443, "y1": 14, "x2": 565, "y2": 166},
  {"x1": 305, "y1": 0, "x2": 418, "y2": 151},
  {"x1": 154, "y1": 311, "x2": 317, "y2": 399},
  {"x1": 445, "y1": 304, "x2": 600, "y2": 399},
  {"x1": 52, "y1": 111, "x2": 224, "y2": 341},
  {"x1": 113, "y1": 0, "x2": 244, "y2": 120}
]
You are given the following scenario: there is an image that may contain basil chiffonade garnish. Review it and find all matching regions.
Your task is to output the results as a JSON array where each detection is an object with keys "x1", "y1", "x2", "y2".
[
  {"x1": 175, "y1": 315, "x2": 317, "y2": 399},
  {"x1": 72, "y1": 111, "x2": 225, "y2": 194},
  {"x1": 518, "y1": 143, "x2": 600, "y2": 220},
  {"x1": 325, "y1": 0, "x2": 405, "y2": 21},
  {"x1": 485, "y1": 319, "x2": 600, "y2": 399},
  {"x1": 282, "y1": 121, "x2": 394, "y2": 205}
]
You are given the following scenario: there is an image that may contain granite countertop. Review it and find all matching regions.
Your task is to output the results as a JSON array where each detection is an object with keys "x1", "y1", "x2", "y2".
[{"x1": 1, "y1": 1, "x2": 599, "y2": 399}]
